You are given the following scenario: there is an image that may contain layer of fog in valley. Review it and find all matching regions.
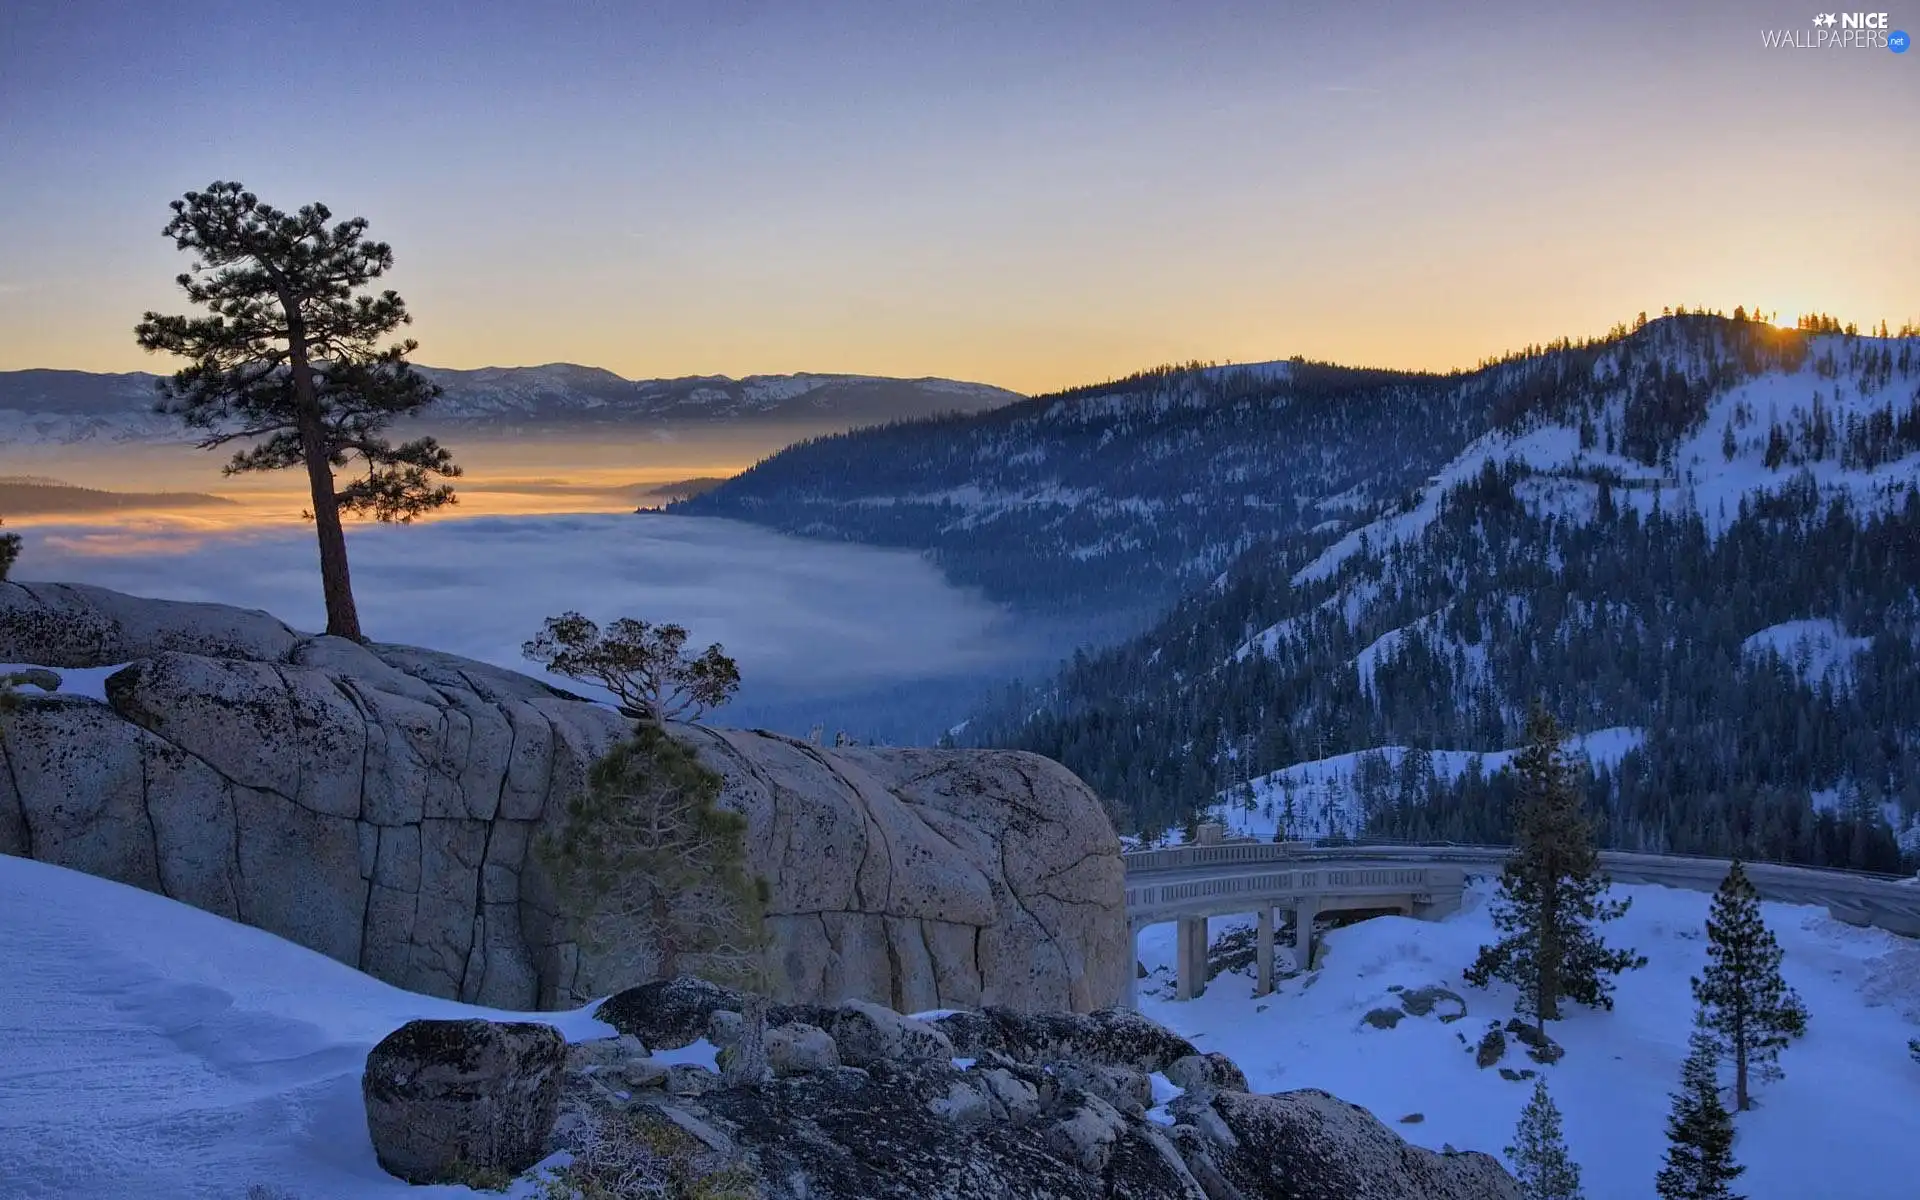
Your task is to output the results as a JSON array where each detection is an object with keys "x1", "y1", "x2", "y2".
[{"x1": 9, "y1": 506, "x2": 1061, "y2": 745}]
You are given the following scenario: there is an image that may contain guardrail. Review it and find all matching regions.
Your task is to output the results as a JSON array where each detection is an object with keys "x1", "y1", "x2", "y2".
[
  {"x1": 1121, "y1": 838, "x2": 1916, "y2": 883},
  {"x1": 1118, "y1": 839, "x2": 1920, "y2": 937}
]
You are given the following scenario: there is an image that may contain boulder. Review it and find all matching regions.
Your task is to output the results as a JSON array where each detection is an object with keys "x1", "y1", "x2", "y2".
[
  {"x1": 822, "y1": 999, "x2": 954, "y2": 1069},
  {"x1": 767, "y1": 1022, "x2": 840, "y2": 1075},
  {"x1": 1162, "y1": 1051, "x2": 1249, "y2": 1096},
  {"x1": 0, "y1": 581, "x2": 1129, "y2": 1014},
  {"x1": 1173, "y1": 1088, "x2": 1524, "y2": 1200},
  {"x1": 361, "y1": 1019, "x2": 566, "y2": 1185}
]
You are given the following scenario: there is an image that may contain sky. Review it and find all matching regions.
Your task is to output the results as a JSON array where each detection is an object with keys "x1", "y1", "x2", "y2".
[{"x1": 1, "y1": 0, "x2": 1915, "y2": 394}]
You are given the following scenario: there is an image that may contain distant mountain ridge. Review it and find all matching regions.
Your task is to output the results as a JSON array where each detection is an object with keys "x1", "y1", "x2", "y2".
[{"x1": 0, "y1": 365, "x2": 1023, "y2": 445}]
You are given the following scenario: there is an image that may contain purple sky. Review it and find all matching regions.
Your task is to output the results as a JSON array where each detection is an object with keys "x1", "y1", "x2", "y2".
[{"x1": 2, "y1": 0, "x2": 1914, "y2": 391}]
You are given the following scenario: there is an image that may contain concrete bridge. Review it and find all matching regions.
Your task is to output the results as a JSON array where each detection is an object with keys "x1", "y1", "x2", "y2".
[{"x1": 1120, "y1": 834, "x2": 1920, "y2": 1005}]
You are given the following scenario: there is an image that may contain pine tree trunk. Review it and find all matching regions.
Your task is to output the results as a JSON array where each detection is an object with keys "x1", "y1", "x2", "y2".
[
  {"x1": 1734, "y1": 1035, "x2": 1748, "y2": 1111},
  {"x1": 282, "y1": 300, "x2": 362, "y2": 642}
]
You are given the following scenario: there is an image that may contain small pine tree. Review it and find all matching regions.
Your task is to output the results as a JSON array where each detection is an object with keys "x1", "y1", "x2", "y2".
[
  {"x1": 1464, "y1": 704, "x2": 1647, "y2": 1036},
  {"x1": 1692, "y1": 860, "x2": 1808, "y2": 1111},
  {"x1": 1655, "y1": 1021, "x2": 1745, "y2": 1200},
  {"x1": 1507, "y1": 1077, "x2": 1584, "y2": 1200},
  {"x1": 537, "y1": 724, "x2": 767, "y2": 988}
]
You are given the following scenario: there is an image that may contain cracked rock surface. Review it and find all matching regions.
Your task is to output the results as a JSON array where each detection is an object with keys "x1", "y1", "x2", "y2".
[{"x1": 0, "y1": 581, "x2": 1128, "y2": 1012}]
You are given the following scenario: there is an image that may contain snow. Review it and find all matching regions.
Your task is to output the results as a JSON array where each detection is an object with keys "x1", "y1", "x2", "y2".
[
  {"x1": 1741, "y1": 619, "x2": 1872, "y2": 689},
  {"x1": 1144, "y1": 1072, "x2": 1185, "y2": 1125},
  {"x1": 0, "y1": 854, "x2": 616, "y2": 1199},
  {"x1": 1293, "y1": 334, "x2": 1920, "y2": 590},
  {"x1": 0, "y1": 662, "x2": 131, "y2": 702},
  {"x1": 1135, "y1": 878, "x2": 1920, "y2": 1200},
  {"x1": 1212, "y1": 729, "x2": 1647, "y2": 840},
  {"x1": 646, "y1": 1039, "x2": 721, "y2": 1071}
]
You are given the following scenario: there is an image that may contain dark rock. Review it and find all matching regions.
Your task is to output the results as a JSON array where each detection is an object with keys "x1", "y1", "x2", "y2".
[
  {"x1": 1398, "y1": 985, "x2": 1468, "y2": 1022},
  {"x1": 597, "y1": 975, "x2": 745, "y2": 1049},
  {"x1": 1497, "y1": 1067, "x2": 1538, "y2": 1083},
  {"x1": 1362, "y1": 1007, "x2": 1406, "y2": 1029},
  {"x1": 361, "y1": 1019, "x2": 566, "y2": 1185},
  {"x1": 691, "y1": 1065, "x2": 1207, "y2": 1199},
  {"x1": 1174, "y1": 1088, "x2": 1525, "y2": 1200},
  {"x1": 538, "y1": 995, "x2": 1520, "y2": 1200},
  {"x1": 1475, "y1": 1028, "x2": 1507, "y2": 1069},
  {"x1": 933, "y1": 1006, "x2": 1200, "y2": 1074}
]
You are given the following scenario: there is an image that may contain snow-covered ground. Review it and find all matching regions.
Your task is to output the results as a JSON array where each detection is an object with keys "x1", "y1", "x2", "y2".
[
  {"x1": 2, "y1": 853, "x2": 1916, "y2": 1197},
  {"x1": 0, "y1": 854, "x2": 615, "y2": 1199},
  {"x1": 1136, "y1": 877, "x2": 1920, "y2": 1200}
]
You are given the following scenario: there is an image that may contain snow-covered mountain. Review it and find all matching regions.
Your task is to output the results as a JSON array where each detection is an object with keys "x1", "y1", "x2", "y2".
[
  {"x1": 0, "y1": 366, "x2": 1022, "y2": 445},
  {"x1": 929, "y1": 316, "x2": 1920, "y2": 864}
]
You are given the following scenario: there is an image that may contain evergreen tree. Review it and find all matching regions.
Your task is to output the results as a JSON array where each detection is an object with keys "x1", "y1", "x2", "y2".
[
  {"x1": 1655, "y1": 1021, "x2": 1745, "y2": 1200},
  {"x1": 1506, "y1": 1077, "x2": 1584, "y2": 1200},
  {"x1": 134, "y1": 182, "x2": 462, "y2": 641},
  {"x1": 1691, "y1": 860, "x2": 1809, "y2": 1110},
  {"x1": 0, "y1": 515, "x2": 17, "y2": 580},
  {"x1": 1464, "y1": 704, "x2": 1647, "y2": 1036}
]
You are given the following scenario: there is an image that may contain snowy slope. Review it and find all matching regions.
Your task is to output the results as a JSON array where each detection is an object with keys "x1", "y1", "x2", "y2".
[
  {"x1": 0, "y1": 855, "x2": 614, "y2": 1199},
  {"x1": 1293, "y1": 332, "x2": 1920, "y2": 589},
  {"x1": 1136, "y1": 878, "x2": 1920, "y2": 1200},
  {"x1": 1209, "y1": 728, "x2": 1647, "y2": 840},
  {"x1": 1741, "y1": 619, "x2": 1872, "y2": 690}
]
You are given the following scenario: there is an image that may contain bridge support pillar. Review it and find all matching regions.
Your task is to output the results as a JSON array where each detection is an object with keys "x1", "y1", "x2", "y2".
[
  {"x1": 1175, "y1": 915, "x2": 1208, "y2": 1000},
  {"x1": 1295, "y1": 896, "x2": 1320, "y2": 970},
  {"x1": 1126, "y1": 922, "x2": 1140, "y2": 1010},
  {"x1": 1254, "y1": 907, "x2": 1275, "y2": 996}
]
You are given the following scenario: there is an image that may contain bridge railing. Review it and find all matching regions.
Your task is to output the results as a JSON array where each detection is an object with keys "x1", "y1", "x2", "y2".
[{"x1": 1120, "y1": 838, "x2": 1915, "y2": 883}]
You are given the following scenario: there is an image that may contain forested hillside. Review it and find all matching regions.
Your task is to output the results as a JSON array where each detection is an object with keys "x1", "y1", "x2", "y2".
[
  {"x1": 672, "y1": 359, "x2": 1489, "y2": 625},
  {"x1": 958, "y1": 315, "x2": 1920, "y2": 871}
]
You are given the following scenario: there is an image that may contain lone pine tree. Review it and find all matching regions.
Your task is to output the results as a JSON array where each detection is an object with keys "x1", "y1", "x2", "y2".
[
  {"x1": 1506, "y1": 1077, "x2": 1584, "y2": 1200},
  {"x1": 1691, "y1": 860, "x2": 1808, "y2": 1111},
  {"x1": 0, "y1": 515, "x2": 17, "y2": 580},
  {"x1": 135, "y1": 182, "x2": 461, "y2": 641},
  {"x1": 1463, "y1": 704, "x2": 1646, "y2": 1037},
  {"x1": 1655, "y1": 1020, "x2": 1745, "y2": 1200}
]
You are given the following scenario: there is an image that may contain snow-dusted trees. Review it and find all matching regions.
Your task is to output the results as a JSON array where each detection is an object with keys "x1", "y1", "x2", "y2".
[
  {"x1": 1506, "y1": 1077, "x2": 1584, "y2": 1200},
  {"x1": 524, "y1": 612, "x2": 741, "y2": 726},
  {"x1": 1655, "y1": 1022, "x2": 1745, "y2": 1200},
  {"x1": 1691, "y1": 860, "x2": 1808, "y2": 1110},
  {"x1": 1464, "y1": 705, "x2": 1646, "y2": 1037}
]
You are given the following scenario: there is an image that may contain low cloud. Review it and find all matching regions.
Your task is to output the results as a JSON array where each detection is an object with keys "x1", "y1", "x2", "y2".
[{"x1": 13, "y1": 511, "x2": 1046, "y2": 720}]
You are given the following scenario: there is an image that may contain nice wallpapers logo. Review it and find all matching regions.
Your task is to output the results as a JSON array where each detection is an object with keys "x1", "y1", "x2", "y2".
[{"x1": 1762, "y1": 12, "x2": 1910, "y2": 49}]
